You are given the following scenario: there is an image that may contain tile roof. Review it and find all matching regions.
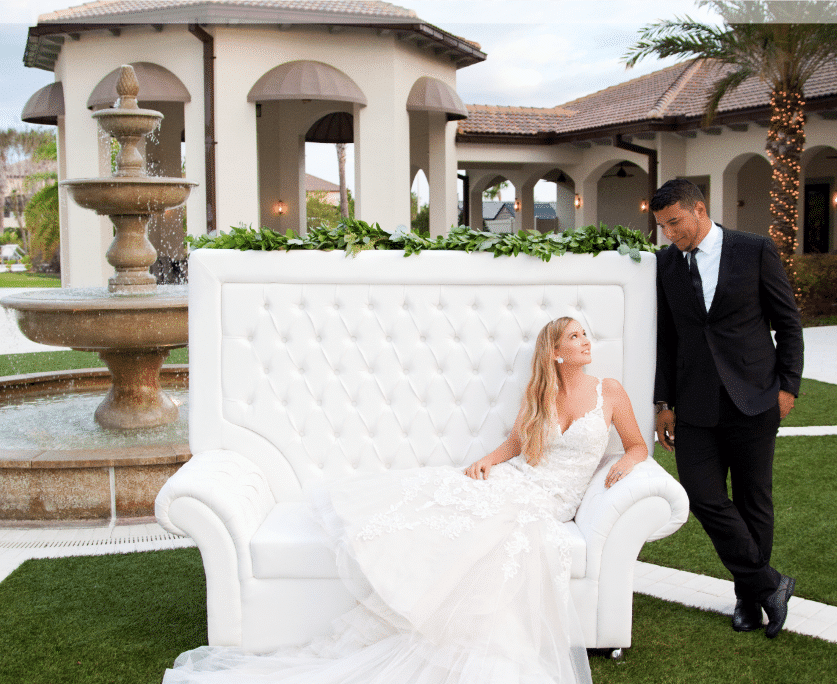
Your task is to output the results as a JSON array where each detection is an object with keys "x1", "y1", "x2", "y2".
[
  {"x1": 305, "y1": 173, "x2": 340, "y2": 192},
  {"x1": 460, "y1": 104, "x2": 574, "y2": 137},
  {"x1": 459, "y1": 58, "x2": 837, "y2": 140},
  {"x1": 38, "y1": 0, "x2": 418, "y2": 22}
]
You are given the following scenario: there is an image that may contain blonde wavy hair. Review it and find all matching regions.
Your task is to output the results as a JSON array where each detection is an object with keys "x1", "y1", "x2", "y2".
[{"x1": 519, "y1": 317, "x2": 575, "y2": 466}]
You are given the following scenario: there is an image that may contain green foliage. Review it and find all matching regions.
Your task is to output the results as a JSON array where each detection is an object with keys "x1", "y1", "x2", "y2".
[
  {"x1": 23, "y1": 183, "x2": 59, "y2": 270},
  {"x1": 186, "y1": 219, "x2": 658, "y2": 262},
  {"x1": 306, "y1": 190, "x2": 342, "y2": 230},
  {"x1": 411, "y1": 203, "x2": 429, "y2": 235},
  {"x1": 793, "y1": 253, "x2": 837, "y2": 320},
  {"x1": 0, "y1": 229, "x2": 21, "y2": 245},
  {"x1": 483, "y1": 181, "x2": 509, "y2": 200}
]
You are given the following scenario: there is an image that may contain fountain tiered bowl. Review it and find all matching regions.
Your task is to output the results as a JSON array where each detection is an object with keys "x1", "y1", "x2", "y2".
[{"x1": 2, "y1": 64, "x2": 196, "y2": 430}]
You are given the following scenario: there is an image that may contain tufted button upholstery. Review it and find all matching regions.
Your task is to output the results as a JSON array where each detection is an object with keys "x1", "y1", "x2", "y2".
[{"x1": 158, "y1": 249, "x2": 688, "y2": 653}]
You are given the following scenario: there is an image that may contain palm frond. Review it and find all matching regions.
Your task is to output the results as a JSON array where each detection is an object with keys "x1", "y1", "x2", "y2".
[
  {"x1": 623, "y1": 18, "x2": 731, "y2": 67},
  {"x1": 702, "y1": 68, "x2": 753, "y2": 125}
]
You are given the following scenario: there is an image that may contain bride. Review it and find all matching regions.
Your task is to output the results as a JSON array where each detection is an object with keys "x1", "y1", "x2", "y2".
[{"x1": 164, "y1": 317, "x2": 648, "y2": 684}]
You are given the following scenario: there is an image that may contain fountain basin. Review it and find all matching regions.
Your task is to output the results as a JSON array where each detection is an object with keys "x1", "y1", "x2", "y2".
[
  {"x1": 0, "y1": 366, "x2": 190, "y2": 521},
  {"x1": 1, "y1": 285, "x2": 188, "y2": 350},
  {"x1": 60, "y1": 177, "x2": 196, "y2": 215},
  {"x1": 2, "y1": 286, "x2": 188, "y2": 428}
]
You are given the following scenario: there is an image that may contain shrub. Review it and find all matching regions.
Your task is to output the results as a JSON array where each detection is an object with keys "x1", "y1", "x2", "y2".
[{"x1": 794, "y1": 253, "x2": 837, "y2": 319}]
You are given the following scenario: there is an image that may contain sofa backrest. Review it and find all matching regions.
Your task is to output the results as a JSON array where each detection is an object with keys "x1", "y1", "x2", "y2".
[{"x1": 188, "y1": 249, "x2": 657, "y2": 501}]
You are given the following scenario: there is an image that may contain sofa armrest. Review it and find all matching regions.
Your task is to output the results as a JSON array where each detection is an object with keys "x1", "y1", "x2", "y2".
[
  {"x1": 155, "y1": 449, "x2": 277, "y2": 579},
  {"x1": 574, "y1": 455, "x2": 689, "y2": 577}
]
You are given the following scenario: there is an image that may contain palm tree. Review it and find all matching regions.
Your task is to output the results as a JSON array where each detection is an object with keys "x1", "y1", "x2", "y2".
[
  {"x1": 0, "y1": 128, "x2": 19, "y2": 234},
  {"x1": 336, "y1": 142, "x2": 349, "y2": 218},
  {"x1": 624, "y1": 0, "x2": 837, "y2": 277}
]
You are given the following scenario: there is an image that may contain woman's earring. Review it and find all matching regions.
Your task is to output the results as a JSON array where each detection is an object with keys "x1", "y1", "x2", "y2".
[{"x1": 556, "y1": 356, "x2": 564, "y2": 364}]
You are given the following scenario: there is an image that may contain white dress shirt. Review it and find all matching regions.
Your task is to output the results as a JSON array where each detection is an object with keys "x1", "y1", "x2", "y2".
[{"x1": 685, "y1": 221, "x2": 722, "y2": 312}]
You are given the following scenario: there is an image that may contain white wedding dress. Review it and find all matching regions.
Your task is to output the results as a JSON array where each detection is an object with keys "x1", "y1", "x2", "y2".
[{"x1": 163, "y1": 380, "x2": 610, "y2": 684}]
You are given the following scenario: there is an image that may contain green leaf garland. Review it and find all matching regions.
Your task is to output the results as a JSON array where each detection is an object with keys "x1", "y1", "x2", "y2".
[{"x1": 186, "y1": 218, "x2": 659, "y2": 262}]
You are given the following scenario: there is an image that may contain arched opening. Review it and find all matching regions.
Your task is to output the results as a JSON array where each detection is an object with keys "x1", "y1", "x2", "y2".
[
  {"x1": 305, "y1": 112, "x2": 354, "y2": 231},
  {"x1": 596, "y1": 161, "x2": 648, "y2": 231},
  {"x1": 89, "y1": 62, "x2": 191, "y2": 284},
  {"x1": 801, "y1": 145, "x2": 837, "y2": 253},
  {"x1": 249, "y1": 61, "x2": 366, "y2": 235},
  {"x1": 538, "y1": 169, "x2": 576, "y2": 233},
  {"x1": 411, "y1": 169, "x2": 429, "y2": 234},
  {"x1": 480, "y1": 175, "x2": 516, "y2": 233}
]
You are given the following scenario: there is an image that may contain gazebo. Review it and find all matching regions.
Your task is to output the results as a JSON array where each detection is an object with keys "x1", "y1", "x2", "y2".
[{"x1": 22, "y1": 0, "x2": 483, "y2": 288}]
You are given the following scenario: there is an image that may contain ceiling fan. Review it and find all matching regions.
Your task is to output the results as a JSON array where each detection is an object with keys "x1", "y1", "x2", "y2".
[{"x1": 602, "y1": 162, "x2": 635, "y2": 179}]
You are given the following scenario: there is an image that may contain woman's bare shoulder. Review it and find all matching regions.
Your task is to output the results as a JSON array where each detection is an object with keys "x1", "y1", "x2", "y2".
[{"x1": 601, "y1": 377, "x2": 628, "y2": 398}]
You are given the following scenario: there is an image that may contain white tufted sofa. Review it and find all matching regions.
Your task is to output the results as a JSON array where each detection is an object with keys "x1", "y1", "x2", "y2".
[{"x1": 156, "y1": 248, "x2": 688, "y2": 654}]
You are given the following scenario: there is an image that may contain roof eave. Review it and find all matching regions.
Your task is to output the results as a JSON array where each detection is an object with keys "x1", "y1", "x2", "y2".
[
  {"x1": 25, "y1": 16, "x2": 485, "y2": 72},
  {"x1": 458, "y1": 93, "x2": 837, "y2": 146}
]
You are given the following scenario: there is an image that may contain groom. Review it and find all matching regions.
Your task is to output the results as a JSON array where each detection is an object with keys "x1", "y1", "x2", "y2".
[{"x1": 652, "y1": 179, "x2": 803, "y2": 638}]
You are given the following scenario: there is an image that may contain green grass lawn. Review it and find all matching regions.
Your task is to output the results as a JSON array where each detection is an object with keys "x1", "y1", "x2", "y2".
[
  {"x1": 1, "y1": 549, "x2": 834, "y2": 684},
  {"x1": 0, "y1": 271, "x2": 61, "y2": 287},
  {"x1": 782, "y1": 378, "x2": 837, "y2": 427},
  {"x1": 639, "y1": 436, "x2": 837, "y2": 606},
  {"x1": 0, "y1": 348, "x2": 188, "y2": 376}
]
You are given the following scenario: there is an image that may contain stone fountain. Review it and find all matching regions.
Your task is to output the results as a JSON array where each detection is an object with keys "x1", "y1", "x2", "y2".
[{"x1": 2, "y1": 65, "x2": 196, "y2": 430}]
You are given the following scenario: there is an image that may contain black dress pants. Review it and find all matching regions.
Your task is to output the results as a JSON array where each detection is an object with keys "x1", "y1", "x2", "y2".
[{"x1": 674, "y1": 386, "x2": 782, "y2": 602}]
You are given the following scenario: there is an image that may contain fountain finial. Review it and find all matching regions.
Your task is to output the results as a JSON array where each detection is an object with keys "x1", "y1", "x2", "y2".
[{"x1": 115, "y1": 65, "x2": 140, "y2": 109}]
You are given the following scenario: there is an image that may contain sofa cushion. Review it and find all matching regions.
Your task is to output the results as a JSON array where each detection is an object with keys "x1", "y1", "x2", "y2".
[{"x1": 251, "y1": 501, "x2": 587, "y2": 580}]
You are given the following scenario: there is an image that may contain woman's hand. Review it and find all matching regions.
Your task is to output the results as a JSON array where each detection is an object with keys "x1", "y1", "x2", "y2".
[
  {"x1": 604, "y1": 454, "x2": 644, "y2": 488},
  {"x1": 464, "y1": 455, "x2": 494, "y2": 480}
]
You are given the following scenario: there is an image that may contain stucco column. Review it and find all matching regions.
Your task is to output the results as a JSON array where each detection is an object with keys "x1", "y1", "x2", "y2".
[
  {"x1": 213, "y1": 39, "x2": 259, "y2": 233},
  {"x1": 519, "y1": 178, "x2": 537, "y2": 232},
  {"x1": 354, "y1": 98, "x2": 410, "y2": 232},
  {"x1": 184, "y1": 97, "x2": 207, "y2": 238},
  {"x1": 58, "y1": 60, "x2": 112, "y2": 288},
  {"x1": 577, "y1": 175, "x2": 598, "y2": 229},
  {"x1": 468, "y1": 175, "x2": 484, "y2": 231},
  {"x1": 427, "y1": 113, "x2": 457, "y2": 237}
]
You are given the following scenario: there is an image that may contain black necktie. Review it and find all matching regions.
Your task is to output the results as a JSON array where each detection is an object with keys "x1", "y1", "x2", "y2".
[{"x1": 688, "y1": 248, "x2": 706, "y2": 314}]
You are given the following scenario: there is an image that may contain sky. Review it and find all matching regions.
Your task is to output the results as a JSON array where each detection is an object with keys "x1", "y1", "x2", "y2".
[{"x1": 0, "y1": 0, "x2": 723, "y2": 201}]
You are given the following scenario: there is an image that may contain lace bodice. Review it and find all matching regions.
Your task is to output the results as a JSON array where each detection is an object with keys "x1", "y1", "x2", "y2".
[{"x1": 503, "y1": 378, "x2": 610, "y2": 520}]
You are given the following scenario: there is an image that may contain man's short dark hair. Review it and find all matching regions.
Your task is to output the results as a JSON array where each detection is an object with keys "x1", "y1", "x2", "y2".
[{"x1": 651, "y1": 179, "x2": 706, "y2": 213}]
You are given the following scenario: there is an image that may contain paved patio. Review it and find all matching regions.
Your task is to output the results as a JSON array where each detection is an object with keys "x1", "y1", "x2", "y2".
[{"x1": 1, "y1": 302, "x2": 835, "y2": 643}]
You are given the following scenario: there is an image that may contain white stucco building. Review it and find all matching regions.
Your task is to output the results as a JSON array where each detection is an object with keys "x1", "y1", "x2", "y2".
[
  {"x1": 23, "y1": 0, "x2": 479, "y2": 287},
  {"x1": 21, "y1": 1, "x2": 837, "y2": 288}
]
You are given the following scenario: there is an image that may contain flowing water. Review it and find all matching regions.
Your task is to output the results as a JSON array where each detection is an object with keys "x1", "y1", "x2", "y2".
[{"x1": 1, "y1": 388, "x2": 188, "y2": 450}]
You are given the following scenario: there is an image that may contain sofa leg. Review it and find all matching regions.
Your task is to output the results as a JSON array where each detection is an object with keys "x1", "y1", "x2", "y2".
[{"x1": 609, "y1": 648, "x2": 626, "y2": 660}]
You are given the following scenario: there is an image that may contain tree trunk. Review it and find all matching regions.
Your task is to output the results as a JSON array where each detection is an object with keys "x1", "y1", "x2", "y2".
[
  {"x1": 765, "y1": 88, "x2": 805, "y2": 295},
  {"x1": 11, "y1": 191, "x2": 29, "y2": 253},
  {"x1": 336, "y1": 143, "x2": 348, "y2": 218}
]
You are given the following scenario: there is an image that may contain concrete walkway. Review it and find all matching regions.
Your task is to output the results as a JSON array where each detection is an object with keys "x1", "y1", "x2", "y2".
[{"x1": 1, "y1": 314, "x2": 835, "y2": 644}]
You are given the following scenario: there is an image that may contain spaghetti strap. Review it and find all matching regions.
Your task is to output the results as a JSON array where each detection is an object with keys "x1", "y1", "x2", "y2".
[{"x1": 595, "y1": 378, "x2": 603, "y2": 410}]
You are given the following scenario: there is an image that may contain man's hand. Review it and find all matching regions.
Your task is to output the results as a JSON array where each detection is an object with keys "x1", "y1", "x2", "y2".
[
  {"x1": 656, "y1": 410, "x2": 676, "y2": 451},
  {"x1": 778, "y1": 390, "x2": 795, "y2": 419}
]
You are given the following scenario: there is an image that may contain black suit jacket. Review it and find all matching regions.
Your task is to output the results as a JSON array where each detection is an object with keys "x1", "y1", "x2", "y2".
[{"x1": 655, "y1": 226, "x2": 803, "y2": 427}]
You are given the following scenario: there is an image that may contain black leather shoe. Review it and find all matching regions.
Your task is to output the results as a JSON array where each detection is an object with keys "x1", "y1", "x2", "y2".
[
  {"x1": 732, "y1": 599, "x2": 763, "y2": 632},
  {"x1": 761, "y1": 575, "x2": 796, "y2": 638}
]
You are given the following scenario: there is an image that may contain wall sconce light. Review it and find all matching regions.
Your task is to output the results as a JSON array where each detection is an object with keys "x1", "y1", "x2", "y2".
[
  {"x1": 513, "y1": 198, "x2": 521, "y2": 212},
  {"x1": 639, "y1": 200, "x2": 649, "y2": 213},
  {"x1": 833, "y1": 192, "x2": 837, "y2": 206},
  {"x1": 574, "y1": 194, "x2": 582, "y2": 209},
  {"x1": 272, "y1": 201, "x2": 288, "y2": 216}
]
